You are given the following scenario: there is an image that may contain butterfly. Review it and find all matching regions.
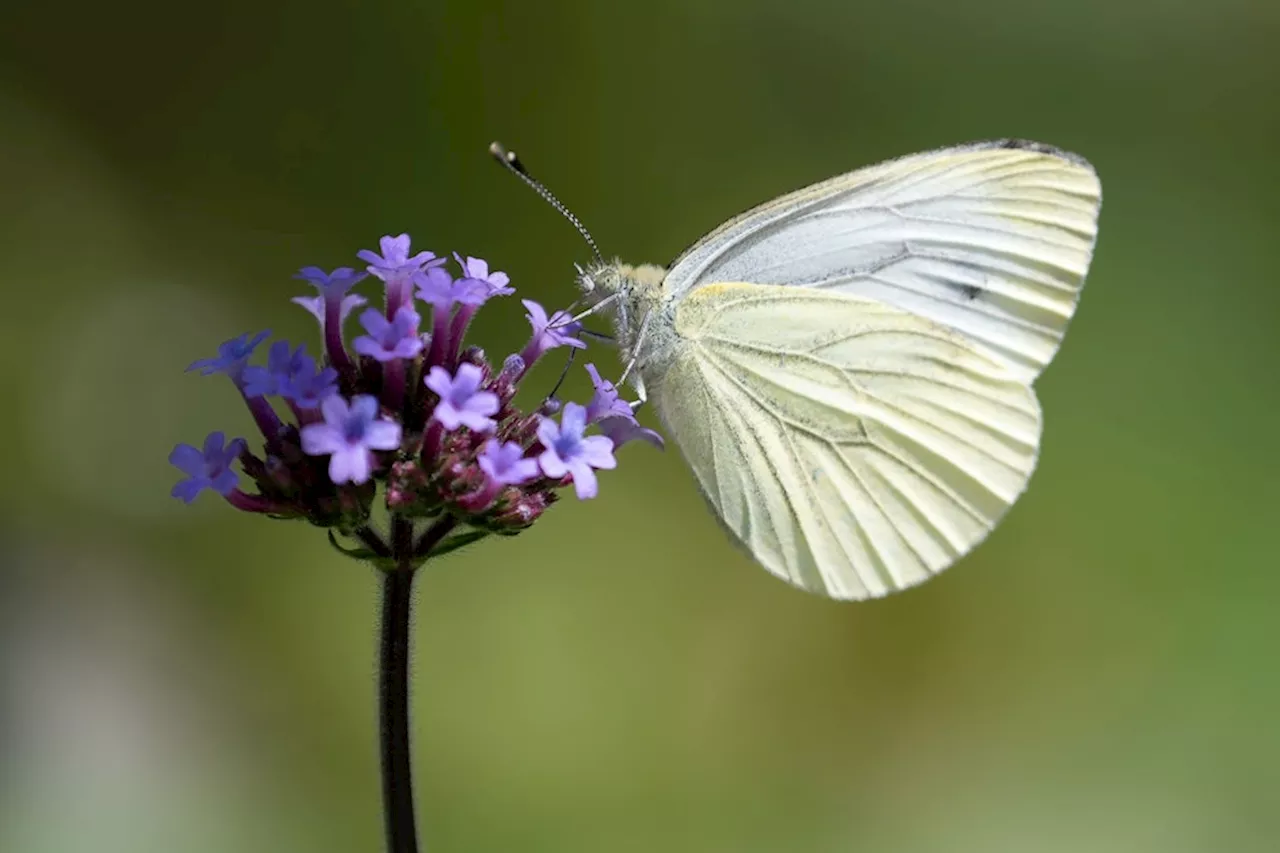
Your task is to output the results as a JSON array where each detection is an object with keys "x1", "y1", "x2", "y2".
[{"x1": 497, "y1": 139, "x2": 1101, "y2": 600}]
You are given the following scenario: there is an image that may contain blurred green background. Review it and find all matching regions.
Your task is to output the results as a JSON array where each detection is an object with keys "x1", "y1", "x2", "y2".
[{"x1": 2, "y1": 0, "x2": 1278, "y2": 851}]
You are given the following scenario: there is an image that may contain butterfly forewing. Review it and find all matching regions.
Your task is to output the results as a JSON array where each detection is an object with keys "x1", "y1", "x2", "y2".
[
  {"x1": 662, "y1": 141, "x2": 1101, "y2": 382},
  {"x1": 646, "y1": 283, "x2": 1042, "y2": 600}
]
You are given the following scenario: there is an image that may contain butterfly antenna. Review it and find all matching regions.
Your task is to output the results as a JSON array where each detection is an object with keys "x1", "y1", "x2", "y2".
[{"x1": 489, "y1": 141, "x2": 604, "y2": 266}]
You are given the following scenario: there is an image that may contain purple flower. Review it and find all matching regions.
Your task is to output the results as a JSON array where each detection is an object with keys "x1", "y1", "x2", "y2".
[
  {"x1": 583, "y1": 363, "x2": 664, "y2": 450},
  {"x1": 519, "y1": 300, "x2": 586, "y2": 368},
  {"x1": 353, "y1": 307, "x2": 424, "y2": 362},
  {"x1": 477, "y1": 439, "x2": 540, "y2": 487},
  {"x1": 537, "y1": 402, "x2": 616, "y2": 500},
  {"x1": 358, "y1": 234, "x2": 442, "y2": 284},
  {"x1": 598, "y1": 415, "x2": 665, "y2": 451},
  {"x1": 415, "y1": 266, "x2": 488, "y2": 310},
  {"x1": 187, "y1": 331, "x2": 270, "y2": 379},
  {"x1": 425, "y1": 363, "x2": 499, "y2": 432},
  {"x1": 284, "y1": 355, "x2": 339, "y2": 409},
  {"x1": 295, "y1": 266, "x2": 368, "y2": 298},
  {"x1": 584, "y1": 363, "x2": 634, "y2": 422},
  {"x1": 300, "y1": 394, "x2": 402, "y2": 484},
  {"x1": 454, "y1": 254, "x2": 514, "y2": 300},
  {"x1": 169, "y1": 431, "x2": 245, "y2": 504},
  {"x1": 242, "y1": 340, "x2": 308, "y2": 398},
  {"x1": 292, "y1": 293, "x2": 366, "y2": 328}
]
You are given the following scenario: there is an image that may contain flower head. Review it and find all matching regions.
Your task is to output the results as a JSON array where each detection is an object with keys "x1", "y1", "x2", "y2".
[
  {"x1": 358, "y1": 234, "x2": 442, "y2": 284},
  {"x1": 537, "y1": 402, "x2": 616, "y2": 500},
  {"x1": 454, "y1": 254, "x2": 515, "y2": 300},
  {"x1": 300, "y1": 394, "x2": 402, "y2": 484},
  {"x1": 174, "y1": 229, "x2": 662, "y2": 558},
  {"x1": 186, "y1": 330, "x2": 270, "y2": 379},
  {"x1": 295, "y1": 266, "x2": 368, "y2": 298},
  {"x1": 425, "y1": 363, "x2": 499, "y2": 432},
  {"x1": 353, "y1": 307, "x2": 424, "y2": 362},
  {"x1": 519, "y1": 300, "x2": 586, "y2": 368},
  {"x1": 169, "y1": 431, "x2": 245, "y2": 503},
  {"x1": 477, "y1": 439, "x2": 540, "y2": 487}
]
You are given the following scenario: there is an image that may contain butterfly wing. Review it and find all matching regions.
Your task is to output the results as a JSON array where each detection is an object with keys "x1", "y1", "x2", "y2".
[
  {"x1": 647, "y1": 282, "x2": 1041, "y2": 600},
  {"x1": 663, "y1": 140, "x2": 1101, "y2": 382}
]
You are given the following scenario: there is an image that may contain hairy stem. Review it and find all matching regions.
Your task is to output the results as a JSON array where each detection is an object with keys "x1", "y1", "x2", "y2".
[{"x1": 379, "y1": 516, "x2": 419, "y2": 853}]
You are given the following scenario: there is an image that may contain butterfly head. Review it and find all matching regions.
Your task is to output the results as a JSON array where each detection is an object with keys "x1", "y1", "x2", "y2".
[{"x1": 577, "y1": 261, "x2": 665, "y2": 303}]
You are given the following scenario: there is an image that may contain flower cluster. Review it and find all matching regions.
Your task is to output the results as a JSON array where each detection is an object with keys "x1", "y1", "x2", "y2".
[{"x1": 170, "y1": 234, "x2": 661, "y2": 565}]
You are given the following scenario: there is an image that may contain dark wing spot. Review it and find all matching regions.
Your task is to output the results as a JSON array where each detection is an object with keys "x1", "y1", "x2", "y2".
[{"x1": 958, "y1": 283, "x2": 982, "y2": 300}]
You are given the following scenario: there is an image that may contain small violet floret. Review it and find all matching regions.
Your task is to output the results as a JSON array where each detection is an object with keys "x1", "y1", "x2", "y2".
[
  {"x1": 454, "y1": 254, "x2": 515, "y2": 299},
  {"x1": 242, "y1": 340, "x2": 309, "y2": 398},
  {"x1": 285, "y1": 355, "x2": 339, "y2": 409},
  {"x1": 353, "y1": 307, "x2": 424, "y2": 362},
  {"x1": 358, "y1": 234, "x2": 442, "y2": 284},
  {"x1": 415, "y1": 266, "x2": 488, "y2": 310},
  {"x1": 300, "y1": 394, "x2": 402, "y2": 485},
  {"x1": 520, "y1": 300, "x2": 586, "y2": 368},
  {"x1": 187, "y1": 330, "x2": 270, "y2": 379},
  {"x1": 584, "y1": 363, "x2": 665, "y2": 450},
  {"x1": 169, "y1": 431, "x2": 245, "y2": 503},
  {"x1": 537, "y1": 402, "x2": 616, "y2": 500},
  {"x1": 425, "y1": 363, "x2": 499, "y2": 432},
  {"x1": 294, "y1": 266, "x2": 368, "y2": 298},
  {"x1": 477, "y1": 439, "x2": 541, "y2": 487}
]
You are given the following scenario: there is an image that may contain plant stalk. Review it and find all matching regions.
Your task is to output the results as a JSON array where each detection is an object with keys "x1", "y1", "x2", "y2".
[{"x1": 379, "y1": 515, "x2": 419, "y2": 853}]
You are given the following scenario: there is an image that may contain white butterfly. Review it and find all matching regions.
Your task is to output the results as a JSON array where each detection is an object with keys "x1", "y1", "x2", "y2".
[{"x1": 500, "y1": 140, "x2": 1102, "y2": 600}]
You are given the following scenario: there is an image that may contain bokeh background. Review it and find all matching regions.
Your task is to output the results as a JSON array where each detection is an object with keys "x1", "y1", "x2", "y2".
[{"x1": 2, "y1": 0, "x2": 1278, "y2": 851}]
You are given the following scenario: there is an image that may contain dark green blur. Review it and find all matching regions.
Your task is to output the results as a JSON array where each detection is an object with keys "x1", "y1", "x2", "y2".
[{"x1": 1, "y1": 1, "x2": 1277, "y2": 850}]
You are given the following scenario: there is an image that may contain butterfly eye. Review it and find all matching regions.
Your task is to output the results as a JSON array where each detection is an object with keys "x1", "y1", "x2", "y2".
[{"x1": 574, "y1": 263, "x2": 597, "y2": 295}]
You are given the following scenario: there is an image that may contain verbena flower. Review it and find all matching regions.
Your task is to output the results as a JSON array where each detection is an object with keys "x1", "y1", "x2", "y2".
[
  {"x1": 584, "y1": 363, "x2": 665, "y2": 450},
  {"x1": 295, "y1": 266, "x2": 368, "y2": 298},
  {"x1": 425, "y1": 363, "x2": 499, "y2": 432},
  {"x1": 285, "y1": 355, "x2": 339, "y2": 410},
  {"x1": 519, "y1": 300, "x2": 586, "y2": 372},
  {"x1": 455, "y1": 254, "x2": 514, "y2": 299},
  {"x1": 169, "y1": 233, "x2": 662, "y2": 563},
  {"x1": 359, "y1": 234, "x2": 443, "y2": 317},
  {"x1": 478, "y1": 439, "x2": 540, "y2": 487},
  {"x1": 187, "y1": 331, "x2": 270, "y2": 381},
  {"x1": 353, "y1": 307, "x2": 424, "y2": 362},
  {"x1": 537, "y1": 402, "x2": 617, "y2": 500},
  {"x1": 169, "y1": 431, "x2": 245, "y2": 503},
  {"x1": 301, "y1": 395, "x2": 402, "y2": 485},
  {"x1": 242, "y1": 341, "x2": 309, "y2": 398}
]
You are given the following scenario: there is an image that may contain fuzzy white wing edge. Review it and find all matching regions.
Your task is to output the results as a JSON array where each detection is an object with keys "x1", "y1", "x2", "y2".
[
  {"x1": 649, "y1": 283, "x2": 1042, "y2": 600},
  {"x1": 664, "y1": 140, "x2": 1101, "y2": 382}
]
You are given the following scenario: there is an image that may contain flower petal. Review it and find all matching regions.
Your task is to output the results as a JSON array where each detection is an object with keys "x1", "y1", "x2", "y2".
[
  {"x1": 301, "y1": 423, "x2": 344, "y2": 456},
  {"x1": 568, "y1": 460, "x2": 599, "y2": 500},
  {"x1": 168, "y1": 443, "x2": 204, "y2": 475},
  {"x1": 538, "y1": 448, "x2": 569, "y2": 479},
  {"x1": 364, "y1": 420, "x2": 402, "y2": 451},
  {"x1": 580, "y1": 435, "x2": 617, "y2": 469}
]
